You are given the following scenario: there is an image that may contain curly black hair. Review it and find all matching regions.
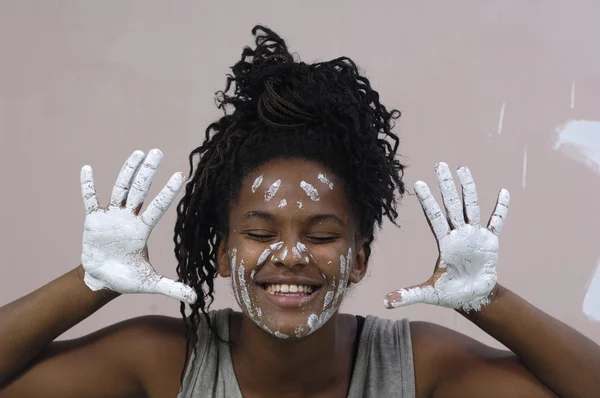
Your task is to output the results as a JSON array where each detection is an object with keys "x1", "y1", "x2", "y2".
[{"x1": 173, "y1": 25, "x2": 406, "y2": 383}]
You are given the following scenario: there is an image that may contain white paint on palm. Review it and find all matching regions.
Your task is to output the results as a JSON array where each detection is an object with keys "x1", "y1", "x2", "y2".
[
  {"x1": 80, "y1": 149, "x2": 196, "y2": 304},
  {"x1": 385, "y1": 163, "x2": 509, "y2": 312}
]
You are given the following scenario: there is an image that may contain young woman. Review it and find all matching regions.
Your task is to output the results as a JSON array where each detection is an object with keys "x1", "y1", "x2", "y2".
[{"x1": 1, "y1": 26, "x2": 599, "y2": 398}]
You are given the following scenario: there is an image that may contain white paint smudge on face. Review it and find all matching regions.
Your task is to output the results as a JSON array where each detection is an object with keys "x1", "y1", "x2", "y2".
[
  {"x1": 271, "y1": 241, "x2": 284, "y2": 251},
  {"x1": 237, "y1": 260, "x2": 254, "y2": 317},
  {"x1": 583, "y1": 261, "x2": 600, "y2": 322},
  {"x1": 279, "y1": 199, "x2": 287, "y2": 208},
  {"x1": 297, "y1": 242, "x2": 307, "y2": 253},
  {"x1": 497, "y1": 102, "x2": 506, "y2": 135},
  {"x1": 297, "y1": 201, "x2": 303, "y2": 209},
  {"x1": 317, "y1": 173, "x2": 334, "y2": 190},
  {"x1": 265, "y1": 179, "x2": 281, "y2": 201},
  {"x1": 323, "y1": 290, "x2": 334, "y2": 308},
  {"x1": 571, "y1": 81, "x2": 576, "y2": 109},
  {"x1": 292, "y1": 247, "x2": 301, "y2": 260},
  {"x1": 554, "y1": 120, "x2": 600, "y2": 175},
  {"x1": 257, "y1": 248, "x2": 272, "y2": 265},
  {"x1": 280, "y1": 246, "x2": 288, "y2": 261},
  {"x1": 274, "y1": 331, "x2": 289, "y2": 339},
  {"x1": 522, "y1": 146, "x2": 527, "y2": 190},
  {"x1": 250, "y1": 269, "x2": 256, "y2": 280},
  {"x1": 257, "y1": 307, "x2": 262, "y2": 317},
  {"x1": 251, "y1": 175, "x2": 264, "y2": 193},
  {"x1": 230, "y1": 249, "x2": 240, "y2": 303},
  {"x1": 300, "y1": 181, "x2": 320, "y2": 201}
]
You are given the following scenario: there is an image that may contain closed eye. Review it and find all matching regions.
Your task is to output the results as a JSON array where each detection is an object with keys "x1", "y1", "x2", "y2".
[
  {"x1": 246, "y1": 232, "x2": 276, "y2": 242},
  {"x1": 306, "y1": 235, "x2": 339, "y2": 244}
]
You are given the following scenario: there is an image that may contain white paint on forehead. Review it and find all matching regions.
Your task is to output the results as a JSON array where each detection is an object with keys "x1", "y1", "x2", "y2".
[
  {"x1": 251, "y1": 175, "x2": 264, "y2": 193},
  {"x1": 317, "y1": 173, "x2": 334, "y2": 190},
  {"x1": 297, "y1": 201, "x2": 303, "y2": 209},
  {"x1": 278, "y1": 199, "x2": 287, "y2": 208},
  {"x1": 265, "y1": 179, "x2": 281, "y2": 201},
  {"x1": 300, "y1": 181, "x2": 320, "y2": 201},
  {"x1": 553, "y1": 119, "x2": 600, "y2": 175}
]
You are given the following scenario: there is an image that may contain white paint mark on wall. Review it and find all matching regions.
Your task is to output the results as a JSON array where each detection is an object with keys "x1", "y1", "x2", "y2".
[
  {"x1": 497, "y1": 102, "x2": 506, "y2": 135},
  {"x1": 571, "y1": 81, "x2": 576, "y2": 109},
  {"x1": 553, "y1": 120, "x2": 600, "y2": 175},
  {"x1": 522, "y1": 146, "x2": 528, "y2": 190},
  {"x1": 583, "y1": 261, "x2": 600, "y2": 322}
]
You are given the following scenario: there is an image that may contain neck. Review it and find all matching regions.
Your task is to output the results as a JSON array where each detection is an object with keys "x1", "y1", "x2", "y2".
[{"x1": 230, "y1": 311, "x2": 357, "y2": 396}]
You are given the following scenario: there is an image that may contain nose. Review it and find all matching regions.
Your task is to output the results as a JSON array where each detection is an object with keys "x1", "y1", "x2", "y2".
[{"x1": 272, "y1": 241, "x2": 311, "y2": 269}]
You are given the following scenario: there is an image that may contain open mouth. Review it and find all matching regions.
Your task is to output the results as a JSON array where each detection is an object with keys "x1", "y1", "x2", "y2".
[{"x1": 263, "y1": 283, "x2": 321, "y2": 296}]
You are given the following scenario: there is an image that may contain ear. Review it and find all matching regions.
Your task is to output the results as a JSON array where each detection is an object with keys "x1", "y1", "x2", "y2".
[
  {"x1": 348, "y1": 238, "x2": 369, "y2": 284},
  {"x1": 216, "y1": 235, "x2": 231, "y2": 278}
]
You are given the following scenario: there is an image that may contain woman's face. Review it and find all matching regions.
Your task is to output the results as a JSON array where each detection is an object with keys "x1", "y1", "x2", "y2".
[{"x1": 217, "y1": 158, "x2": 367, "y2": 339}]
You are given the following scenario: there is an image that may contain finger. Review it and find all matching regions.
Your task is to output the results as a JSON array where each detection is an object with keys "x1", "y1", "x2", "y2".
[
  {"x1": 126, "y1": 149, "x2": 163, "y2": 213},
  {"x1": 436, "y1": 162, "x2": 464, "y2": 229},
  {"x1": 487, "y1": 189, "x2": 510, "y2": 235},
  {"x1": 149, "y1": 277, "x2": 198, "y2": 304},
  {"x1": 80, "y1": 166, "x2": 99, "y2": 214},
  {"x1": 414, "y1": 181, "x2": 450, "y2": 241},
  {"x1": 384, "y1": 283, "x2": 438, "y2": 308},
  {"x1": 109, "y1": 150, "x2": 145, "y2": 207},
  {"x1": 456, "y1": 166, "x2": 480, "y2": 225},
  {"x1": 141, "y1": 172, "x2": 185, "y2": 229}
]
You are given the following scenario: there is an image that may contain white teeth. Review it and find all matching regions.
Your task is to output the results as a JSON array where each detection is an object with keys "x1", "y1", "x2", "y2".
[{"x1": 265, "y1": 284, "x2": 315, "y2": 295}]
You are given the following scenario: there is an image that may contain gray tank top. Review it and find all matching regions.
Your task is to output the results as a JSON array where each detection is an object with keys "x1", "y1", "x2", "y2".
[{"x1": 178, "y1": 308, "x2": 415, "y2": 397}]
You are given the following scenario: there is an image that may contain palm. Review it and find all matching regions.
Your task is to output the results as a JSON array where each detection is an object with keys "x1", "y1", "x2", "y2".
[
  {"x1": 384, "y1": 163, "x2": 509, "y2": 312},
  {"x1": 80, "y1": 149, "x2": 197, "y2": 304}
]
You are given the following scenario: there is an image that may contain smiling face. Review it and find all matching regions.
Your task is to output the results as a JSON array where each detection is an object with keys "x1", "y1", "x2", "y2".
[{"x1": 217, "y1": 158, "x2": 367, "y2": 339}]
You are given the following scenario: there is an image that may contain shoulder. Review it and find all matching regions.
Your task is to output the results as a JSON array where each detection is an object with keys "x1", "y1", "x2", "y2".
[{"x1": 409, "y1": 321, "x2": 518, "y2": 397}]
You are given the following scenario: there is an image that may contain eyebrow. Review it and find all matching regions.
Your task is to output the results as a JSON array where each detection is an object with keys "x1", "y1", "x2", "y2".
[
  {"x1": 306, "y1": 214, "x2": 345, "y2": 227},
  {"x1": 241, "y1": 211, "x2": 275, "y2": 222},
  {"x1": 241, "y1": 211, "x2": 345, "y2": 227}
]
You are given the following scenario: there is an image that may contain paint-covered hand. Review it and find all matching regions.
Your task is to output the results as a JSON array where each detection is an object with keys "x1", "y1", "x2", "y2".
[
  {"x1": 79, "y1": 149, "x2": 197, "y2": 304},
  {"x1": 384, "y1": 163, "x2": 509, "y2": 312}
]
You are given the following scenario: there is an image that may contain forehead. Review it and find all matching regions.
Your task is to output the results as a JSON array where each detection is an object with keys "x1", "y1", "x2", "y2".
[{"x1": 233, "y1": 158, "x2": 353, "y2": 221}]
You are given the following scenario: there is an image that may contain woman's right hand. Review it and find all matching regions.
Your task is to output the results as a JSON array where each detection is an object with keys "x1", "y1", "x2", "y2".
[{"x1": 80, "y1": 149, "x2": 197, "y2": 304}]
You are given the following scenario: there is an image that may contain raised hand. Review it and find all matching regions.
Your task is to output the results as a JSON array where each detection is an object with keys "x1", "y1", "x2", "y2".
[
  {"x1": 384, "y1": 162, "x2": 509, "y2": 312},
  {"x1": 80, "y1": 149, "x2": 197, "y2": 304}
]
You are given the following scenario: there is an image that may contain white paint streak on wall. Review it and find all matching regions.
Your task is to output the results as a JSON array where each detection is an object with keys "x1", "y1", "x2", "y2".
[
  {"x1": 571, "y1": 81, "x2": 576, "y2": 109},
  {"x1": 497, "y1": 102, "x2": 506, "y2": 135},
  {"x1": 583, "y1": 262, "x2": 600, "y2": 322},
  {"x1": 553, "y1": 120, "x2": 600, "y2": 175},
  {"x1": 522, "y1": 146, "x2": 528, "y2": 190}
]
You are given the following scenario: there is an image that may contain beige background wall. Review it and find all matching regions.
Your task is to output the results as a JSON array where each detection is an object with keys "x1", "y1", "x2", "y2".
[{"x1": 1, "y1": 1, "x2": 599, "y2": 349}]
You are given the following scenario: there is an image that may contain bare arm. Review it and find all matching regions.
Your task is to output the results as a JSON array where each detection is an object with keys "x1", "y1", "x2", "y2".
[
  {"x1": 0, "y1": 149, "x2": 196, "y2": 397},
  {"x1": 458, "y1": 285, "x2": 600, "y2": 397}
]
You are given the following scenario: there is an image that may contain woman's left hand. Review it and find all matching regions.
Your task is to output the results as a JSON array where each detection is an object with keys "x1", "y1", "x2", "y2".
[{"x1": 384, "y1": 162, "x2": 510, "y2": 312}]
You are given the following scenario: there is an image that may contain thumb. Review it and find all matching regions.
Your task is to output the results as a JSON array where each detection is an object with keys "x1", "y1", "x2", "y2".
[
  {"x1": 149, "y1": 277, "x2": 198, "y2": 305},
  {"x1": 384, "y1": 282, "x2": 438, "y2": 309}
]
